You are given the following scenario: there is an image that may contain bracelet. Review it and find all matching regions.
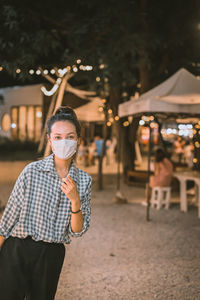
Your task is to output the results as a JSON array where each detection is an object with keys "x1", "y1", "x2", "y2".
[{"x1": 71, "y1": 208, "x2": 82, "y2": 214}]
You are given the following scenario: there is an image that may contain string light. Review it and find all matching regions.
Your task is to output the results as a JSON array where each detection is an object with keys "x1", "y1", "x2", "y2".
[
  {"x1": 115, "y1": 116, "x2": 119, "y2": 121},
  {"x1": 107, "y1": 121, "x2": 112, "y2": 127},
  {"x1": 193, "y1": 129, "x2": 197, "y2": 134},
  {"x1": 109, "y1": 117, "x2": 114, "y2": 122},
  {"x1": 195, "y1": 141, "x2": 200, "y2": 148},
  {"x1": 41, "y1": 84, "x2": 59, "y2": 96},
  {"x1": 102, "y1": 99, "x2": 107, "y2": 103},
  {"x1": 41, "y1": 78, "x2": 61, "y2": 96},
  {"x1": 8, "y1": 62, "x2": 94, "y2": 77},
  {"x1": 193, "y1": 158, "x2": 198, "y2": 163},
  {"x1": 0, "y1": 66, "x2": 3, "y2": 71},
  {"x1": 108, "y1": 109, "x2": 112, "y2": 114},
  {"x1": 99, "y1": 64, "x2": 105, "y2": 69}
]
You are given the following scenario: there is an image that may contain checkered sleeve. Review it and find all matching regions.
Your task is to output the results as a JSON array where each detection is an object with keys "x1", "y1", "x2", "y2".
[
  {"x1": 0, "y1": 168, "x2": 26, "y2": 239},
  {"x1": 68, "y1": 176, "x2": 92, "y2": 237}
]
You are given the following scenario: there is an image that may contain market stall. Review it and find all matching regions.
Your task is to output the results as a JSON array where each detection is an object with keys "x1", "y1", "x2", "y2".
[{"x1": 118, "y1": 68, "x2": 200, "y2": 220}]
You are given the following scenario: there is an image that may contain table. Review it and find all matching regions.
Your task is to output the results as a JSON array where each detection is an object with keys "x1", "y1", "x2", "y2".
[{"x1": 173, "y1": 171, "x2": 200, "y2": 218}]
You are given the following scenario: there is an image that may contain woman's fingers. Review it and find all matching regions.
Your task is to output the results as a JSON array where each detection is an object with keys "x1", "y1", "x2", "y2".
[{"x1": 67, "y1": 175, "x2": 74, "y2": 184}]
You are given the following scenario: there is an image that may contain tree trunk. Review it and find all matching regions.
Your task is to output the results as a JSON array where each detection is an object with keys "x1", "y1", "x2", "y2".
[
  {"x1": 139, "y1": 0, "x2": 151, "y2": 94},
  {"x1": 119, "y1": 117, "x2": 140, "y2": 181}
]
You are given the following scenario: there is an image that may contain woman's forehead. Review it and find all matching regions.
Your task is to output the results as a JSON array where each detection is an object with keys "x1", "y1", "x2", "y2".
[{"x1": 51, "y1": 120, "x2": 76, "y2": 134}]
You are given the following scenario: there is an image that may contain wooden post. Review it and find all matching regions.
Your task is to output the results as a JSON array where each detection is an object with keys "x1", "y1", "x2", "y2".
[
  {"x1": 37, "y1": 91, "x2": 58, "y2": 153},
  {"x1": 146, "y1": 124, "x2": 152, "y2": 221},
  {"x1": 43, "y1": 74, "x2": 69, "y2": 157}
]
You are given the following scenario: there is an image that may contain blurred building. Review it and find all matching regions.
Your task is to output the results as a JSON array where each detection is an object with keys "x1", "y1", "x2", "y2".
[{"x1": 0, "y1": 84, "x2": 105, "y2": 142}]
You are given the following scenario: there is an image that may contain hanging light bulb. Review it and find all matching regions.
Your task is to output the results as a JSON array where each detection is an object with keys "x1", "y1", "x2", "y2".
[
  {"x1": 16, "y1": 68, "x2": 21, "y2": 74},
  {"x1": 123, "y1": 121, "x2": 129, "y2": 127},
  {"x1": 115, "y1": 116, "x2": 119, "y2": 121},
  {"x1": 58, "y1": 68, "x2": 68, "y2": 76},
  {"x1": 57, "y1": 78, "x2": 62, "y2": 84},
  {"x1": 98, "y1": 106, "x2": 104, "y2": 112},
  {"x1": 139, "y1": 120, "x2": 145, "y2": 126},
  {"x1": 96, "y1": 77, "x2": 101, "y2": 82},
  {"x1": 36, "y1": 70, "x2": 41, "y2": 75},
  {"x1": 43, "y1": 69, "x2": 48, "y2": 75},
  {"x1": 50, "y1": 69, "x2": 56, "y2": 74},
  {"x1": 29, "y1": 69, "x2": 34, "y2": 75},
  {"x1": 85, "y1": 65, "x2": 93, "y2": 71},
  {"x1": 77, "y1": 59, "x2": 81, "y2": 64}
]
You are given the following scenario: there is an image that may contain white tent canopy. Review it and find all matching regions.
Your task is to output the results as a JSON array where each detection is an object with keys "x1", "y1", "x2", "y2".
[
  {"x1": 75, "y1": 98, "x2": 105, "y2": 122},
  {"x1": 118, "y1": 68, "x2": 200, "y2": 117}
]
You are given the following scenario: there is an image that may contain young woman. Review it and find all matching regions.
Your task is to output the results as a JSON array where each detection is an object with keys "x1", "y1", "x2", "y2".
[{"x1": 0, "y1": 106, "x2": 92, "y2": 300}]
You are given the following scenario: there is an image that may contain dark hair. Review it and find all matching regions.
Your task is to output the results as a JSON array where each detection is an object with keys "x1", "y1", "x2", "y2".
[
  {"x1": 47, "y1": 106, "x2": 81, "y2": 137},
  {"x1": 155, "y1": 148, "x2": 167, "y2": 162}
]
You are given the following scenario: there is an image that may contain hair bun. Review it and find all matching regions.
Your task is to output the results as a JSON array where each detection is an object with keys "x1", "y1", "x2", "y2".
[{"x1": 55, "y1": 106, "x2": 74, "y2": 116}]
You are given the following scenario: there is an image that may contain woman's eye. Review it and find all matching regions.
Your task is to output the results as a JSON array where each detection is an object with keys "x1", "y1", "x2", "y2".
[
  {"x1": 54, "y1": 136, "x2": 61, "y2": 140},
  {"x1": 68, "y1": 135, "x2": 75, "y2": 139}
]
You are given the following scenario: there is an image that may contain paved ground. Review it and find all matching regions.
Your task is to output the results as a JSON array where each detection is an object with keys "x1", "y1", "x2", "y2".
[{"x1": 0, "y1": 160, "x2": 200, "y2": 299}]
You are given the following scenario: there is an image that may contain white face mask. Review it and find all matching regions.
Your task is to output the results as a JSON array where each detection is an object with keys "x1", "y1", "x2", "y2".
[{"x1": 52, "y1": 139, "x2": 78, "y2": 160}]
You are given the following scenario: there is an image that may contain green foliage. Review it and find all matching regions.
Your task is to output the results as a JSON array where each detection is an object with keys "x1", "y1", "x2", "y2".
[{"x1": 0, "y1": 0, "x2": 200, "y2": 93}]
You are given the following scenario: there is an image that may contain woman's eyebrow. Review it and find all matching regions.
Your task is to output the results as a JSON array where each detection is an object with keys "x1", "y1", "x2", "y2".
[
  {"x1": 66, "y1": 132, "x2": 76, "y2": 135},
  {"x1": 53, "y1": 132, "x2": 76, "y2": 135}
]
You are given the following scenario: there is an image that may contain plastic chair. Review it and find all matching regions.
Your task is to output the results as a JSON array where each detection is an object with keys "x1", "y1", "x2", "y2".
[{"x1": 151, "y1": 187, "x2": 171, "y2": 210}]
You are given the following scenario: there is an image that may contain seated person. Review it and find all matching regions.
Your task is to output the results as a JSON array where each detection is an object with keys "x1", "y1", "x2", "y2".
[
  {"x1": 150, "y1": 148, "x2": 173, "y2": 188},
  {"x1": 143, "y1": 149, "x2": 173, "y2": 206}
]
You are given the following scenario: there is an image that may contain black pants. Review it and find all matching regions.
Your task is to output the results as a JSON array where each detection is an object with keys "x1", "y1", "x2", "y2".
[{"x1": 0, "y1": 236, "x2": 65, "y2": 300}]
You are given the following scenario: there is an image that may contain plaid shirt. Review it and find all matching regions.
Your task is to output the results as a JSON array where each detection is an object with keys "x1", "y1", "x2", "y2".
[{"x1": 0, "y1": 154, "x2": 91, "y2": 244}]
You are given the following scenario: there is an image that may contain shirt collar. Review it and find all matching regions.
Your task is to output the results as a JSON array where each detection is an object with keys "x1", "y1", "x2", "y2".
[{"x1": 38, "y1": 154, "x2": 79, "y2": 183}]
